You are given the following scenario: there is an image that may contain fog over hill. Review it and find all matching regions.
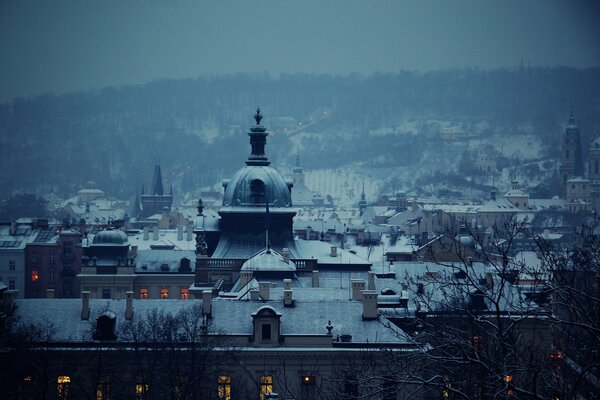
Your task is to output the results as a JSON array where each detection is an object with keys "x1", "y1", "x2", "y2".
[{"x1": 1, "y1": 68, "x2": 599, "y2": 204}]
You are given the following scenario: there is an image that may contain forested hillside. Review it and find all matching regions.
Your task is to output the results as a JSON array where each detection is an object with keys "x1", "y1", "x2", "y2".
[{"x1": 1, "y1": 67, "x2": 599, "y2": 201}]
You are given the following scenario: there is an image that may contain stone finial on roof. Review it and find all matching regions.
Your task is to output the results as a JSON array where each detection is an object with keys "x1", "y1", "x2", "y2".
[{"x1": 254, "y1": 107, "x2": 263, "y2": 125}]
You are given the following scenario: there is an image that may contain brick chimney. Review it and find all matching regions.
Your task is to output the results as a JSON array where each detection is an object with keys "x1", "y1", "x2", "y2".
[
  {"x1": 282, "y1": 248, "x2": 290, "y2": 264},
  {"x1": 177, "y1": 225, "x2": 183, "y2": 241},
  {"x1": 81, "y1": 291, "x2": 90, "y2": 320},
  {"x1": 125, "y1": 291, "x2": 134, "y2": 320},
  {"x1": 361, "y1": 290, "x2": 378, "y2": 320},
  {"x1": 284, "y1": 289, "x2": 294, "y2": 307},
  {"x1": 258, "y1": 282, "x2": 270, "y2": 301},
  {"x1": 250, "y1": 288, "x2": 260, "y2": 301},
  {"x1": 153, "y1": 226, "x2": 159, "y2": 241},
  {"x1": 186, "y1": 224, "x2": 193, "y2": 241},
  {"x1": 351, "y1": 279, "x2": 366, "y2": 301},
  {"x1": 202, "y1": 290, "x2": 212, "y2": 317},
  {"x1": 312, "y1": 270, "x2": 319, "y2": 288},
  {"x1": 283, "y1": 278, "x2": 292, "y2": 290},
  {"x1": 330, "y1": 246, "x2": 337, "y2": 257},
  {"x1": 368, "y1": 271, "x2": 376, "y2": 291},
  {"x1": 143, "y1": 226, "x2": 149, "y2": 241}
]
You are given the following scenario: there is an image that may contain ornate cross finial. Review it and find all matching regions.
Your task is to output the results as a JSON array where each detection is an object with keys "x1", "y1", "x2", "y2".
[{"x1": 254, "y1": 107, "x2": 263, "y2": 125}]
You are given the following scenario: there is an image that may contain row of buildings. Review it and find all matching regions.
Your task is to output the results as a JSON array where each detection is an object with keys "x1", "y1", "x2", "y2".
[{"x1": 1, "y1": 109, "x2": 597, "y2": 399}]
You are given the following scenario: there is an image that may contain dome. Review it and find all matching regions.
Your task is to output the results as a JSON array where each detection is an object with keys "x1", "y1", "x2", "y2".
[
  {"x1": 92, "y1": 229, "x2": 129, "y2": 245},
  {"x1": 222, "y1": 165, "x2": 292, "y2": 208}
]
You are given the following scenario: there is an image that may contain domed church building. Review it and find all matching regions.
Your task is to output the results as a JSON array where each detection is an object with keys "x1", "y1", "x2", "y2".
[
  {"x1": 193, "y1": 109, "x2": 370, "y2": 290},
  {"x1": 212, "y1": 108, "x2": 295, "y2": 258}
]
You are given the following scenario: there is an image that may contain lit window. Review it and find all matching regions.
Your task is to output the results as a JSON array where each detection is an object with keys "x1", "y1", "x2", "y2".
[
  {"x1": 57, "y1": 376, "x2": 71, "y2": 400},
  {"x1": 31, "y1": 269, "x2": 39, "y2": 282},
  {"x1": 9, "y1": 260, "x2": 15, "y2": 271},
  {"x1": 505, "y1": 374, "x2": 513, "y2": 383},
  {"x1": 301, "y1": 375, "x2": 316, "y2": 399},
  {"x1": 139, "y1": 288, "x2": 148, "y2": 299},
  {"x1": 218, "y1": 375, "x2": 231, "y2": 400},
  {"x1": 259, "y1": 375, "x2": 273, "y2": 400},
  {"x1": 96, "y1": 377, "x2": 109, "y2": 400},
  {"x1": 180, "y1": 288, "x2": 189, "y2": 300},
  {"x1": 160, "y1": 288, "x2": 169, "y2": 299},
  {"x1": 135, "y1": 382, "x2": 149, "y2": 400}
]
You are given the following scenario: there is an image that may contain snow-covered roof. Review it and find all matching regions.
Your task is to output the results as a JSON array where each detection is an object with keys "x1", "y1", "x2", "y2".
[{"x1": 240, "y1": 248, "x2": 296, "y2": 272}]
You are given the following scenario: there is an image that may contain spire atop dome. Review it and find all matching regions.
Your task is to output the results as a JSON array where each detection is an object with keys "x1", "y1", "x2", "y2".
[
  {"x1": 246, "y1": 107, "x2": 270, "y2": 166},
  {"x1": 254, "y1": 107, "x2": 263, "y2": 125}
]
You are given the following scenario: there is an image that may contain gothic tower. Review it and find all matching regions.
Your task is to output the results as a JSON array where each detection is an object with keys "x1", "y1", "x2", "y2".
[{"x1": 559, "y1": 111, "x2": 584, "y2": 186}]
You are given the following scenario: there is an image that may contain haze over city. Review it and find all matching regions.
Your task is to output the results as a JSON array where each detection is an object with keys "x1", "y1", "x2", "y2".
[{"x1": 1, "y1": 0, "x2": 599, "y2": 102}]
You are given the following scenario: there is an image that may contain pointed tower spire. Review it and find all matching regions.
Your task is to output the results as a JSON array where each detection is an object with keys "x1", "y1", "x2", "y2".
[
  {"x1": 151, "y1": 165, "x2": 164, "y2": 195},
  {"x1": 246, "y1": 107, "x2": 270, "y2": 166}
]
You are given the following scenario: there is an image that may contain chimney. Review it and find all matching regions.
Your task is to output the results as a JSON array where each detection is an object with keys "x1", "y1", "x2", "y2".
[
  {"x1": 177, "y1": 225, "x2": 183, "y2": 241},
  {"x1": 368, "y1": 271, "x2": 376, "y2": 291},
  {"x1": 46, "y1": 289, "x2": 55, "y2": 299},
  {"x1": 306, "y1": 226, "x2": 312, "y2": 240},
  {"x1": 2, "y1": 290, "x2": 17, "y2": 316},
  {"x1": 490, "y1": 190, "x2": 497, "y2": 201},
  {"x1": 259, "y1": 282, "x2": 270, "y2": 301},
  {"x1": 240, "y1": 271, "x2": 253, "y2": 288},
  {"x1": 330, "y1": 246, "x2": 337, "y2": 257},
  {"x1": 131, "y1": 245, "x2": 138, "y2": 258},
  {"x1": 312, "y1": 270, "x2": 319, "y2": 288},
  {"x1": 125, "y1": 291, "x2": 134, "y2": 320},
  {"x1": 143, "y1": 226, "x2": 149, "y2": 241},
  {"x1": 153, "y1": 226, "x2": 159, "y2": 241},
  {"x1": 81, "y1": 291, "x2": 90, "y2": 320},
  {"x1": 283, "y1": 278, "x2": 292, "y2": 290},
  {"x1": 202, "y1": 290, "x2": 212, "y2": 317},
  {"x1": 284, "y1": 289, "x2": 294, "y2": 307},
  {"x1": 10, "y1": 222, "x2": 15, "y2": 235},
  {"x1": 361, "y1": 290, "x2": 378, "y2": 320},
  {"x1": 282, "y1": 248, "x2": 290, "y2": 264},
  {"x1": 250, "y1": 288, "x2": 260, "y2": 301},
  {"x1": 186, "y1": 224, "x2": 193, "y2": 241},
  {"x1": 351, "y1": 279, "x2": 366, "y2": 301}
]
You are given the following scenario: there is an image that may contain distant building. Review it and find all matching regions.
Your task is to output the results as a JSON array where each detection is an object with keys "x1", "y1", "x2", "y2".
[
  {"x1": 559, "y1": 111, "x2": 584, "y2": 187},
  {"x1": 139, "y1": 164, "x2": 173, "y2": 218}
]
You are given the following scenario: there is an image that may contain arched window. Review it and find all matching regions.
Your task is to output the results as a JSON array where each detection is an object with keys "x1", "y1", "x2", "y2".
[{"x1": 250, "y1": 179, "x2": 265, "y2": 204}]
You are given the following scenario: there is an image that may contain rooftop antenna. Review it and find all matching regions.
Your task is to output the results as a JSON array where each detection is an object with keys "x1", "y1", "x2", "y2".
[{"x1": 265, "y1": 192, "x2": 270, "y2": 253}]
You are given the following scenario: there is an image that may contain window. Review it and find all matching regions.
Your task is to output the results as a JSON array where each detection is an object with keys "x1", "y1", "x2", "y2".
[
  {"x1": 301, "y1": 375, "x2": 316, "y2": 399},
  {"x1": 566, "y1": 149, "x2": 570, "y2": 159},
  {"x1": 259, "y1": 375, "x2": 273, "y2": 400},
  {"x1": 180, "y1": 288, "x2": 189, "y2": 300},
  {"x1": 135, "y1": 382, "x2": 149, "y2": 400},
  {"x1": 261, "y1": 324, "x2": 272, "y2": 341},
  {"x1": 57, "y1": 376, "x2": 71, "y2": 400},
  {"x1": 139, "y1": 288, "x2": 149, "y2": 299},
  {"x1": 96, "y1": 377, "x2": 109, "y2": 400},
  {"x1": 49, "y1": 267, "x2": 55, "y2": 283},
  {"x1": 102, "y1": 288, "x2": 111, "y2": 299},
  {"x1": 382, "y1": 378, "x2": 397, "y2": 400},
  {"x1": 49, "y1": 253, "x2": 56, "y2": 265},
  {"x1": 31, "y1": 269, "x2": 39, "y2": 282},
  {"x1": 9, "y1": 280, "x2": 15, "y2": 290},
  {"x1": 64, "y1": 241, "x2": 73, "y2": 255},
  {"x1": 9, "y1": 260, "x2": 15, "y2": 271},
  {"x1": 218, "y1": 375, "x2": 231, "y2": 400},
  {"x1": 250, "y1": 179, "x2": 266, "y2": 204},
  {"x1": 31, "y1": 253, "x2": 37, "y2": 263},
  {"x1": 160, "y1": 288, "x2": 169, "y2": 299}
]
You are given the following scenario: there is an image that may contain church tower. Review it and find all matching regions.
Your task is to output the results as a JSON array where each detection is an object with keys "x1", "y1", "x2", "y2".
[
  {"x1": 559, "y1": 111, "x2": 584, "y2": 185},
  {"x1": 139, "y1": 164, "x2": 173, "y2": 218},
  {"x1": 358, "y1": 182, "x2": 367, "y2": 216}
]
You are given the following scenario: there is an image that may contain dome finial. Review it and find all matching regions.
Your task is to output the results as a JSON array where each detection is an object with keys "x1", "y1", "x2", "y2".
[{"x1": 254, "y1": 107, "x2": 263, "y2": 125}]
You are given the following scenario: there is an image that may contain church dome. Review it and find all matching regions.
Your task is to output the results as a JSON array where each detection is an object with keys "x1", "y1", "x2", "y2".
[
  {"x1": 92, "y1": 229, "x2": 129, "y2": 245},
  {"x1": 222, "y1": 165, "x2": 292, "y2": 208},
  {"x1": 221, "y1": 108, "x2": 292, "y2": 209}
]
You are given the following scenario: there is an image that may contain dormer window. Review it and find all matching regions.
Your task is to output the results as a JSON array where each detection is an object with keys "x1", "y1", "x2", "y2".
[
  {"x1": 250, "y1": 179, "x2": 266, "y2": 204},
  {"x1": 93, "y1": 311, "x2": 117, "y2": 340},
  {"x1": 252, "y1": 306, "x2": 282, "y2": 346}
]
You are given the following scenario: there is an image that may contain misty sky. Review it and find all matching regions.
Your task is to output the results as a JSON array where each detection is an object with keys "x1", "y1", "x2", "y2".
[{"x1": 1, "y1": 0, "x2": 599, "y2": 103}]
